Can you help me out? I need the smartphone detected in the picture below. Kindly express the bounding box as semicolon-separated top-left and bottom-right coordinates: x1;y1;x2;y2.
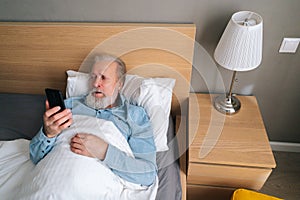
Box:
45;88;66;113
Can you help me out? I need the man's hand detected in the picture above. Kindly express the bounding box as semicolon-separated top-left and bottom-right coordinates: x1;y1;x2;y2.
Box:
43;100;73;138
70;133;108;160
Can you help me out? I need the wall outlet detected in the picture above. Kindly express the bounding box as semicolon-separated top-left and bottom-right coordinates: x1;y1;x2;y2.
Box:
279;38;300;53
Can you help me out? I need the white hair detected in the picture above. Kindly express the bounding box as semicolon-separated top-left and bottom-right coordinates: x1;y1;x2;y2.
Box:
94;53;126;86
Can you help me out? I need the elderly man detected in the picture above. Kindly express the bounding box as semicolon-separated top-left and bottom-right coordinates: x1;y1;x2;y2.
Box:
30;54;157;186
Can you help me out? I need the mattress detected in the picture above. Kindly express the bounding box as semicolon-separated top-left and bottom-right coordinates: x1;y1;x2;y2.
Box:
0;93;181;200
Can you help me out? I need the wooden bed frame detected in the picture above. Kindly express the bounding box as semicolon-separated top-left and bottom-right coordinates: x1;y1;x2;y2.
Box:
0;22;196;200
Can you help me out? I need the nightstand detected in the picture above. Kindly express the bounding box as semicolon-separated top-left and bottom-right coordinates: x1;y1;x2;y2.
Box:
187;93;276;200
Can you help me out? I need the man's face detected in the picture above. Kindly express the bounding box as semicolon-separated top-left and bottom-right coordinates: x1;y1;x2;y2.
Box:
85;60;120;109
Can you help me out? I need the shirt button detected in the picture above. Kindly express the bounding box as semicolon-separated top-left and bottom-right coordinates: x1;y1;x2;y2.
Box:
47;140;51;143
42;150;45;153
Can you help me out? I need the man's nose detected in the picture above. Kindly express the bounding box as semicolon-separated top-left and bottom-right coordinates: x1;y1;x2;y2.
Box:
93;76;103;88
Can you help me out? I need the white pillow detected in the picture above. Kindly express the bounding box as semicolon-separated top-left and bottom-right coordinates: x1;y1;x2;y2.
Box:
66;70;175;152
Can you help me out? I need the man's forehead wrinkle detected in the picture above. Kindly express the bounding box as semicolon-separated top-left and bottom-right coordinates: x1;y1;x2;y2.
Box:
91;66;107;77
92;61;117;75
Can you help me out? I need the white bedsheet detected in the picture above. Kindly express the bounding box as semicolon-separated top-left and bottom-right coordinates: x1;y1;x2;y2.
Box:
0;115;158;200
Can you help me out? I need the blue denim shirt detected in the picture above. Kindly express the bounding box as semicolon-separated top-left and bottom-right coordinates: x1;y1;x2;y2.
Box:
30;95;157;186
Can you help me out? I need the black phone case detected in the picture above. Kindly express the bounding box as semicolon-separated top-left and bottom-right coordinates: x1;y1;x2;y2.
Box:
45;88;66;112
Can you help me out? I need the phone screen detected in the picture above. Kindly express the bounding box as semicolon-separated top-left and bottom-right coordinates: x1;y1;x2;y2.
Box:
45;88;66;112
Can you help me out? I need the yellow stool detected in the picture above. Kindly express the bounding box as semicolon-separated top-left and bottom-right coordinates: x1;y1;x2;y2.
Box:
231;189;282;200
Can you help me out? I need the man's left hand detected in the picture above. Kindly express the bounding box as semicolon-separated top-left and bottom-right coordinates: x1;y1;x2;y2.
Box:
70;133;108;160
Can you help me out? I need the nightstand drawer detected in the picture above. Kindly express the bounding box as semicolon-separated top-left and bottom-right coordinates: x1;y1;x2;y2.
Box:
187;163;272;190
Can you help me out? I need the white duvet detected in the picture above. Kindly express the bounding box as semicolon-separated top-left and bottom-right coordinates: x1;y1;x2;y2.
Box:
0;115;158;200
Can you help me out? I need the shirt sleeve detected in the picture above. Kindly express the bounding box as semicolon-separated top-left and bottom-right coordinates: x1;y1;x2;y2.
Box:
30;127;57;164
29;98;73;164
102;106;157;186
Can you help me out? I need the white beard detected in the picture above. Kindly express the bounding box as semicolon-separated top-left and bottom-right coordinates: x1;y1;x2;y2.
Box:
85;89;119;110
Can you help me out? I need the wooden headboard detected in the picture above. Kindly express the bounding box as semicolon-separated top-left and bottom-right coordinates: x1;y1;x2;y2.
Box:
0;22;195;115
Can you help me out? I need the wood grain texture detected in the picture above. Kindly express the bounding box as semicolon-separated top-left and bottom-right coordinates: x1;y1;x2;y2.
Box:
0;22;196;116
188;94;276;168
187;163;272;190
187;93;276;193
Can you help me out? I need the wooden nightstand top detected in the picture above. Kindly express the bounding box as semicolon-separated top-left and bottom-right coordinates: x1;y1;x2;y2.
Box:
188;93;276;169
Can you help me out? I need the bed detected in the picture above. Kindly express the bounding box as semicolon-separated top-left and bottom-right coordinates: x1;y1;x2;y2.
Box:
0;22;195;200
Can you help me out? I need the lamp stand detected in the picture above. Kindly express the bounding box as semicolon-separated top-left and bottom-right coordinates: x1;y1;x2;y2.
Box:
214;71;241;114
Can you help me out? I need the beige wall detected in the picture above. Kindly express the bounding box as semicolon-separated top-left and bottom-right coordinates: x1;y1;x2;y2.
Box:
0;0;299;143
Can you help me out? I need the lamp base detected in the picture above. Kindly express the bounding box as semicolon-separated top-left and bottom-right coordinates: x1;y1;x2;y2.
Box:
214;95;241;114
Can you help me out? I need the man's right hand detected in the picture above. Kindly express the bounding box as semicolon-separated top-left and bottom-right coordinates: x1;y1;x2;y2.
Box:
43;100;73;138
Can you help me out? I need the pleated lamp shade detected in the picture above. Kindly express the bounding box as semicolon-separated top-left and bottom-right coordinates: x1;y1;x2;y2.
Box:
214;11;263;71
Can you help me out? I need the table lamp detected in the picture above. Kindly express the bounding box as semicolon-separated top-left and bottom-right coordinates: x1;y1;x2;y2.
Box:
214;11;263;114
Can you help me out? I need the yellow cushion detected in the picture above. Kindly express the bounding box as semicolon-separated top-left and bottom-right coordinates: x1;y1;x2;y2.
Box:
231;189;282;200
